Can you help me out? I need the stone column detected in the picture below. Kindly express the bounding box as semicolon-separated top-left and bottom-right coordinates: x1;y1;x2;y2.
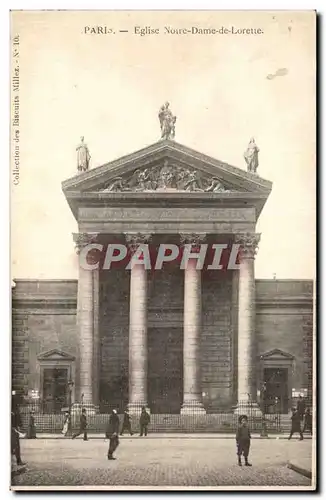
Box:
92;268;100;407
180;233;206;414
234;232;261;415
73;232;98;412
126;233;151;413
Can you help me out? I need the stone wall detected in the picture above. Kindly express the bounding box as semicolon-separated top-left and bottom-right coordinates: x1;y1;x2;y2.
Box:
12;280;77;395
256;280;313;396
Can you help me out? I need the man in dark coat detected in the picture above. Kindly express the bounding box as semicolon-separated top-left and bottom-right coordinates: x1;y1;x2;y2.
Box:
120;409;133;436
72;408;88;440
297;395;306;422
11;395;25;466
288;407;304;440
139;406;150;437
236;415;252;466
303;408;312;435
106;409;120;460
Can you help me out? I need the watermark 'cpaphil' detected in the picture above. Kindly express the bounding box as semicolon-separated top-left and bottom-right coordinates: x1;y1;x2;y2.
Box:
78;243;241;271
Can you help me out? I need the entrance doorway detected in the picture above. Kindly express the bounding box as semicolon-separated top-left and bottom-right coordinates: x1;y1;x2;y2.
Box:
42;368;68;413
148;328;183;413
263;368;289;414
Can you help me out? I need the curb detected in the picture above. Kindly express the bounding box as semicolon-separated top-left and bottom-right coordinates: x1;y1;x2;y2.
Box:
287;462;312;479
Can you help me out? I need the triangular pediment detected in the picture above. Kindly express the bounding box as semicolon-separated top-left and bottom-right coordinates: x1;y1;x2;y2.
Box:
260;348;294;360
62;140;272;195
37;349;75;361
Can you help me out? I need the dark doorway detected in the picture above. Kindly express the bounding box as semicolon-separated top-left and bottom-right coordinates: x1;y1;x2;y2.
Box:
148;328;183;413
263;368;289;414
42;368;68;413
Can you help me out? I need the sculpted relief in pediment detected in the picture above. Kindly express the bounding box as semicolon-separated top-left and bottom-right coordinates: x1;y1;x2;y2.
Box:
102;161;234;193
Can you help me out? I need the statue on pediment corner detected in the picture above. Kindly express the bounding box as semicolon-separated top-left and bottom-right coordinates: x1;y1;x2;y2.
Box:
244;137;259;174
159;102;177;140
76;136;91;173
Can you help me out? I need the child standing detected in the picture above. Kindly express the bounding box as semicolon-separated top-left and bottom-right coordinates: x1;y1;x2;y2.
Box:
236;415;252;467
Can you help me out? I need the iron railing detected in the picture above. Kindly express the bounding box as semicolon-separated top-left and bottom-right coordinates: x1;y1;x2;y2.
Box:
15;399;287;434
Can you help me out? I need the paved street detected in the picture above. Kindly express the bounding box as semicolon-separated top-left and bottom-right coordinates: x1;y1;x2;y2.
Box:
12;436;313;489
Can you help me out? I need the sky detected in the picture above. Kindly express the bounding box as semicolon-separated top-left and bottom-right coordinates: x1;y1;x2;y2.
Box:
11;10;316;280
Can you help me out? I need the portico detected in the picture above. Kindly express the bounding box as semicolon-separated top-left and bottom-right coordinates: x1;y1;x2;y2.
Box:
62;139;272;414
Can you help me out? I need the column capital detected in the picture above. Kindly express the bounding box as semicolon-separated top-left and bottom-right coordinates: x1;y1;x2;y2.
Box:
180;233;206;251
124;232;152;254
73;232;98;254
235;232;261;259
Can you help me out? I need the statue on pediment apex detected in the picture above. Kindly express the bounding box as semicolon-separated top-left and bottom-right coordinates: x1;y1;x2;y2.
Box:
76;136;91;173
244;137;259;174
159;102;176;140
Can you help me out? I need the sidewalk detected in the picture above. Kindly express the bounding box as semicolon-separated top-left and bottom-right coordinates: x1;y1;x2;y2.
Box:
30;432;313;440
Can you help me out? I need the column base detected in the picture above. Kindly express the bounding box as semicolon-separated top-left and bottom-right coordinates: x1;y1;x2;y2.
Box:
127;402;150;415
180;401;206;415
234;401;262;417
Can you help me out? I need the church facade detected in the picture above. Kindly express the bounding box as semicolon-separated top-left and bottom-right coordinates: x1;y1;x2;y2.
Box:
11;139;314;416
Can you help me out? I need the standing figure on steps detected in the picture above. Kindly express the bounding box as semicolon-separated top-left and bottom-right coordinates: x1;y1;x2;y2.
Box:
120;409;133;436
303;408;312;435
244;137;259;174
236;415;252;466
139;407;150;436
76;136;91;172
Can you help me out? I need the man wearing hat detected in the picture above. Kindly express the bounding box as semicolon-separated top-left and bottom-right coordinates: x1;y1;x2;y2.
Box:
236;415;252;466
106;409;120;460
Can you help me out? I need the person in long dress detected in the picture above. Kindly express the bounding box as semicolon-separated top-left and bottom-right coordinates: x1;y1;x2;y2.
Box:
61;412;70;436
27;410;37;439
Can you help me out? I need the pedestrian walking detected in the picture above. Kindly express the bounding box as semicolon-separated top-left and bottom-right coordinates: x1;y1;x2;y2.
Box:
72;408;88;440
106;409;120;460
297;395;306;422
236;415;252;466
139;406;150;436
303;408;312;435
26;410;37;439
288;407;304;440
11;394;26;467
62;411;71;436
120;409;133;436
